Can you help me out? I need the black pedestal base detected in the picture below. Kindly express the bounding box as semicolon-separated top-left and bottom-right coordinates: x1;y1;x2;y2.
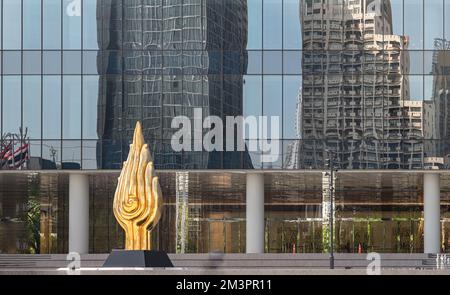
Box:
102;250;174;268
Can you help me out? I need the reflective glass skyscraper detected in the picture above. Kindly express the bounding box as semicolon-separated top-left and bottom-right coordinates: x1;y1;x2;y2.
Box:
0;1;450;255
97;0;251;169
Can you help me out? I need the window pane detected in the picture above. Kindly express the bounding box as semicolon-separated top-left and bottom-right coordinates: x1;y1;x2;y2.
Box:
83;76;100;139
408;51;424;75
43;76;61;139
424;75;434;101
3;0;22;50
391;0;404;36
283;51;302;74
283;75;301;139
43;51;62;74
283;0;302;49
263;75;282;137
124;0;142;50
247;51;262;74
244;75;262;119
23;76;42;139
446;0;450;40
3;51;22;75
3;76;21;134
63;76;82;139
143;50;163;75
143;0;162;50
63;51;82;74
263;51;282;74
248;0;262;49
408;75;424;101
42;140;61;168
82;140;98;169
62;140;81;169
63;0;82;49
263;0;282;49
99;0;122;50
404;0;423;50
43;0;62;49
23;51;42;75
425;0;443;50
83;0;99;50
23;0;42;49
83;51;100;74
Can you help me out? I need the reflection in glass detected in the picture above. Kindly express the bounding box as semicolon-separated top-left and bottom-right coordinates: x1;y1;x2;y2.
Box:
83;51;99;74
263;0;282;49
390;0;403;36
263;51;282;74
62;140;81;169
63;0;82;49
283;51;302;75
23;76;42;139
43;51;62;74
424;75;434;101
23;0;42;50
43;0;62;49
248;0;262;49
63;51;82;74
404;0;423;50
3;51;22;75
283;75;302;139
63;76;82;139
283;0;302;49
83;76;100;139
83;0;99;50
23;51;42;75
42;140;61;168
243;75;263;119
247;51;262;74
408;51;424;75
143;0;162;50
424;0;443;50
446;0;450;40
43;76;61;139
82;140;98;169
263;76;282;137
408;75;424;101
3;0;22;49
2;76;22;135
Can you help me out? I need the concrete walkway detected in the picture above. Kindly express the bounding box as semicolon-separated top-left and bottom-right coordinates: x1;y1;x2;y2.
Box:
1;268;450;275
1;253;449;275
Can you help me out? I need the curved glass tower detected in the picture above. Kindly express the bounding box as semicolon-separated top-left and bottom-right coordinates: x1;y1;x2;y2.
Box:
97;0;251;169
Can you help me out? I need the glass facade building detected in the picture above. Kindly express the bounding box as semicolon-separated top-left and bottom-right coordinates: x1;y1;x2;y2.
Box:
0;0;449;254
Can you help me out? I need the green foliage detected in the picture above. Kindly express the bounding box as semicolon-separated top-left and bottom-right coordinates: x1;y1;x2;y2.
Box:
24;196;40;254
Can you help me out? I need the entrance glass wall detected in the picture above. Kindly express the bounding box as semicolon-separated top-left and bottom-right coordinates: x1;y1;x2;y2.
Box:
0;172;448;254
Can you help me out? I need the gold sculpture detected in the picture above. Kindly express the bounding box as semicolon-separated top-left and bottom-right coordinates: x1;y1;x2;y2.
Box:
113;122;163;250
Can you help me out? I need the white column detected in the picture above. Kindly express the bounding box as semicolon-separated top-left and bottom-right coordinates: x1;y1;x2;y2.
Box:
69;174;90;254
423;173;441;254
246;173;265;253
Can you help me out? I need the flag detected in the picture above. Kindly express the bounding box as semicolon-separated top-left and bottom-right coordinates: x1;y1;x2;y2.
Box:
0;143;12;168
5;143;29;169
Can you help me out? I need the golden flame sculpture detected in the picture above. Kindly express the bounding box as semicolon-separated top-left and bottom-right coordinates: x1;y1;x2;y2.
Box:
113;122;163;250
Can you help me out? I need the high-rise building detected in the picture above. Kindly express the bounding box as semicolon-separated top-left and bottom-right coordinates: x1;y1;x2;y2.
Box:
429;38;450;168
0;0;448;256
300;0;428;169
283;88;302;169
97;0;250;169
